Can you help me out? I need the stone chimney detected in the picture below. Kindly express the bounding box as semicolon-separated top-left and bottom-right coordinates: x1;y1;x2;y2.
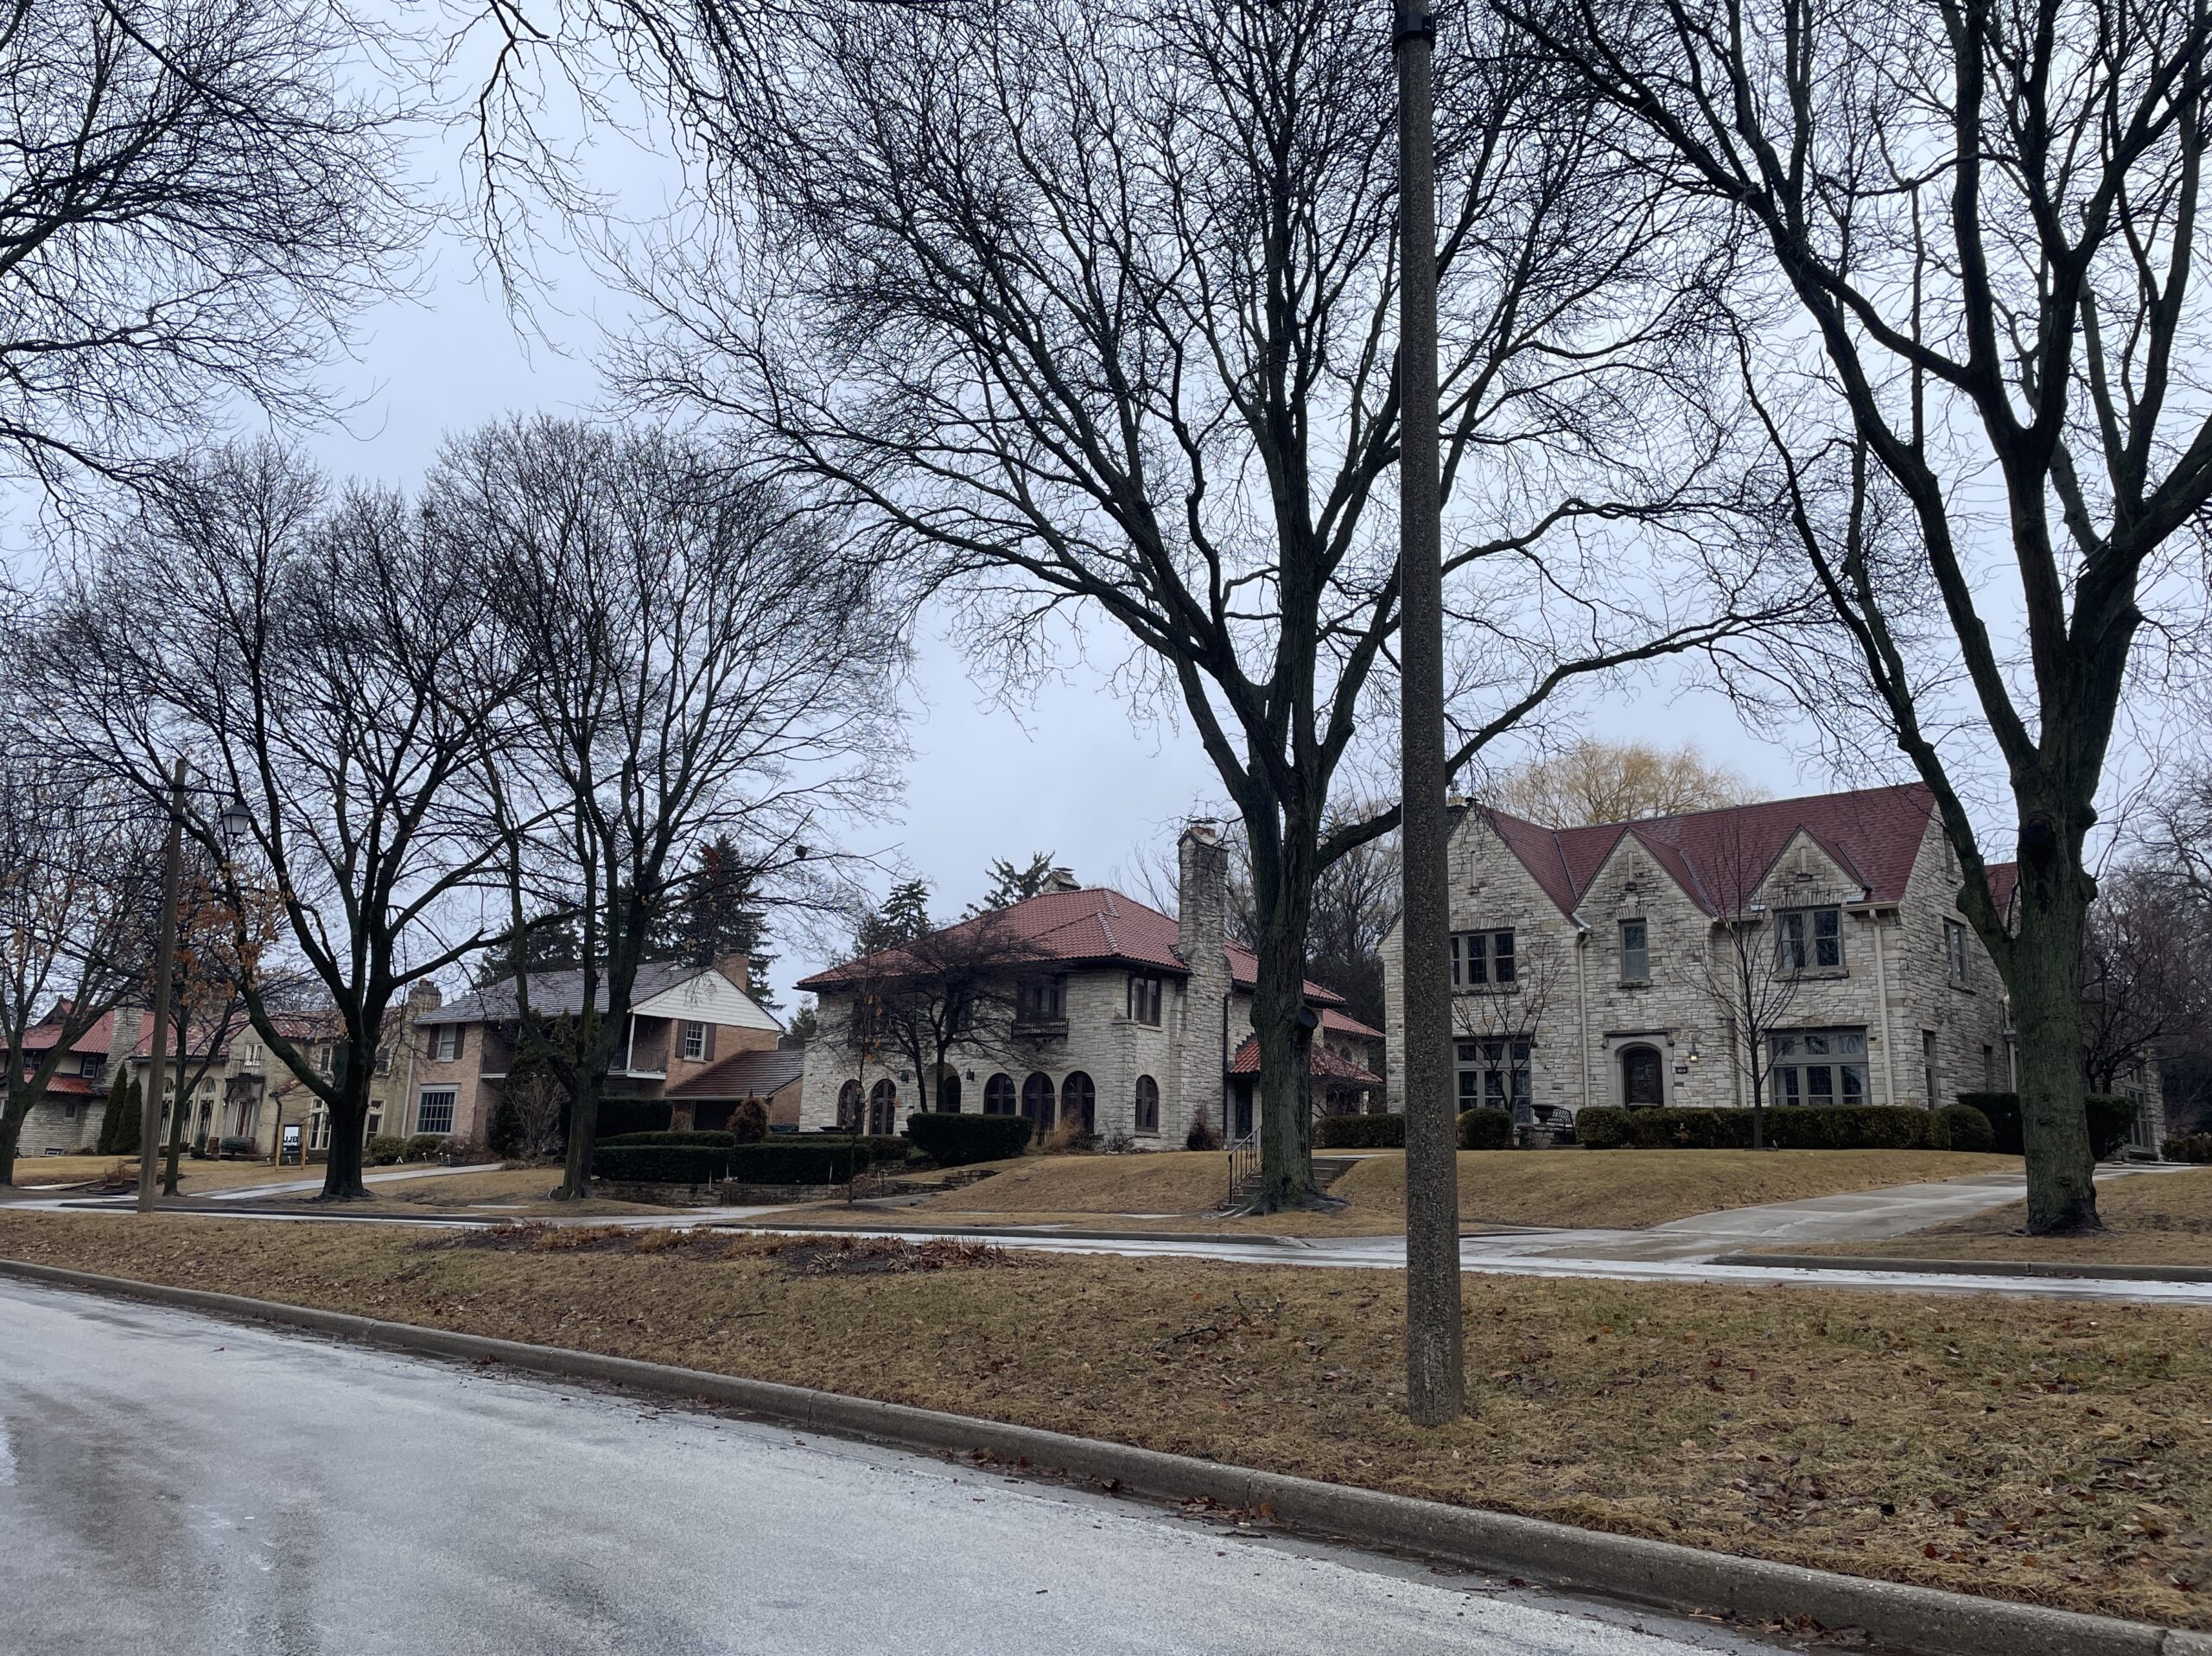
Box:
1042;867;1082;894
1176;821;1232;1142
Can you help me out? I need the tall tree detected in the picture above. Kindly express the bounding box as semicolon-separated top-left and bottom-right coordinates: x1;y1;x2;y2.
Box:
1508;0;2212;1231
655;833;778;1004
592;0;1782;1209
967;854;1057;916
0;0;414;500
442;417;903;1201
1487;739;1762;826
35;443;518;1199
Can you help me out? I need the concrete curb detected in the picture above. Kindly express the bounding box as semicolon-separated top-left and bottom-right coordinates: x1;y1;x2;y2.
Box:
1;1258;2203;1656
1720;1252;2212;1286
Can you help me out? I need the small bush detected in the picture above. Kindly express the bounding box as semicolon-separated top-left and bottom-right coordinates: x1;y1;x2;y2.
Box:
904;1112;1033;1167
1572;1105;1630;1150
2164;1132;2212;1164
1956;1092;2023;1155
724;1138;874;1185
367;1134;406;1166
401;1133;448;1163
1456;1108;1513;1150
1038;1115;1095;1155
601;1131;739;1149
218;1135;257;1159
1185;1116;1222;1151
1933;1103;1995;1153
594;1143;733;1185
1316;1112;1405;1149
731;1099;769;1144
2086;1093;2139;1159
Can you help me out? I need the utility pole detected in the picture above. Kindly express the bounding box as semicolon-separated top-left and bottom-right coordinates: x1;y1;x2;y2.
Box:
137;756;187;1214
1395;0;1465;1424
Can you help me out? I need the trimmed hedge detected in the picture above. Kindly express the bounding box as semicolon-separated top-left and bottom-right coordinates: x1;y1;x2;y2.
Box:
596;1099;672;1139
727;1139;875;1184
594;1143;732;1185
1933;1103;1995;1154
2164;1132;2212;1164
1575;1104;1948;1151
1956;1090;2141;1159
904;1112;1033;1166
1457;1108;1513;1150
601;1131;739;1149
1316;1112;1405;1149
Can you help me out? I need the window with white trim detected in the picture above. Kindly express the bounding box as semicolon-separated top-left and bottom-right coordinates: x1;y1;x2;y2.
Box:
1770;1028;1866;1104
1450;929;1516;988
683;1020;707;1060
415;1087;456;1137
1777;908;1843;971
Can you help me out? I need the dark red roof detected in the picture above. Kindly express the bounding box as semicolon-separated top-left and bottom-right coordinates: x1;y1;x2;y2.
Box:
1985;861;2019;922
1320;1007;1382;1040
668;1048;804;1099
1474;783;1941;917
1227;1035;1382;1086
798;885;1345;1005
18;1009;118;1056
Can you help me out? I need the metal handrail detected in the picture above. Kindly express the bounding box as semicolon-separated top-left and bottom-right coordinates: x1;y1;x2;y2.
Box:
1225;1130;1259;1202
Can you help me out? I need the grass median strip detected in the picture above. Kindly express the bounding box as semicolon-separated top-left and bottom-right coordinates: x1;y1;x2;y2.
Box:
1;1208;2204;1630
1779;1169;2212;1271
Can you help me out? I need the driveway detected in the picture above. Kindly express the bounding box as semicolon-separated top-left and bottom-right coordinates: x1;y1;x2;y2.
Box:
0;1279;1768;1656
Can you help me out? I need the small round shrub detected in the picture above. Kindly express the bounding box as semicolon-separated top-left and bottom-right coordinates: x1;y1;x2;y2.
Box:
401;1132;448;1162
1934;1103;1994;1153
2163;1132;2212;1164
1456;1107;1513;1150
732;1098;769;1143
367;1134;406;1166
1185;1116;1222;1151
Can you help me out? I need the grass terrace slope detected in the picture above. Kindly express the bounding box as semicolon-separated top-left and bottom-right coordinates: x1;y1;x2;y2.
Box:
0;1210;2202;1628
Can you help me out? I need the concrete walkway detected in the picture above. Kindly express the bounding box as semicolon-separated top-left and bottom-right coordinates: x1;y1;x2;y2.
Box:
203;1161;505;1201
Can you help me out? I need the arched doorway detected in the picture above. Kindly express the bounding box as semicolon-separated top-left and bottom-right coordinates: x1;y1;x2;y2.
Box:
936;1071;963;1113
868;1078;899;1135
836;1080;863;1131
1619;1045;1664;1107
1020;1071;1056;1131
1060;1071;1096;1134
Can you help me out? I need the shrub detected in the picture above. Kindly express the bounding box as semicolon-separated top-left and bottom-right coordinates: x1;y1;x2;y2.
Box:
2164;1132;2212;1164
904;1111;1033;1167
595;1099;672;1140
1956;1092;2023;1155
96;1070;142;1156
1933;1103;1995;1153
218;1135;257;1159
724;1138;874;1185
487;1092;523;1160
1185;1116;1222;1151
731;1099;769;1144
2085;1094;2139;1159
594;1143;733;1185
1456;1108;1513;1150
601;1131;739;1149
367;1134;406;1165
401;1133;448;1162
1764;1105;1931;1150
1572;1106;1630;1150
1316;1112;1405;1149
1038;1115;1095;1155
1572;1104;1940;1150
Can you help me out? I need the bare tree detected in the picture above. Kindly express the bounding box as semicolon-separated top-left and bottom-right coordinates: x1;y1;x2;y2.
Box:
0;0;416;500
1688;820;1807;1150
34;443;518;1199
437;417;905;1200
2081;863;2208;1095
582;0;1785;1207
1507;0;2212;1231
839;914;1049;1117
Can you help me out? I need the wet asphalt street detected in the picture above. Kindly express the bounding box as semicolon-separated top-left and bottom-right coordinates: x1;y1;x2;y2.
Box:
0;1278;1777;1656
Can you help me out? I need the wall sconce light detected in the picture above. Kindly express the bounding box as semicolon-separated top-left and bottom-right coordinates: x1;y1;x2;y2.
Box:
1686;1033;1702;1064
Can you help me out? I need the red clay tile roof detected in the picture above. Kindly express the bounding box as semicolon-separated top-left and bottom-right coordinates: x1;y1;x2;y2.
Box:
797;886;1346;1005
668;1048;804;1099
1227;1035;1382;1087
1319;1007;1382;1041
1473;782;1942;918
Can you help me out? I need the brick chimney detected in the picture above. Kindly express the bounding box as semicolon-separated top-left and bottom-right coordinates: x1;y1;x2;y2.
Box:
1176;821;1232;1142
714;952;753;991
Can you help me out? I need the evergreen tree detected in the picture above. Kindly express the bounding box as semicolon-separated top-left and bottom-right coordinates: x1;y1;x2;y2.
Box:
474;913;587;986
98;1073;142;1157
966;852;1056;915
652;836;779;1007
855;879;932;954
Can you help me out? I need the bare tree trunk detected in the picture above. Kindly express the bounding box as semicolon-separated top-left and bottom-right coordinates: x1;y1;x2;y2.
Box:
2013;852;2100;1231
319;1048;372;1201
0;1110;22;1186
561;1069;601;1201
1249;911;1318;1209
1396;0;1464;1428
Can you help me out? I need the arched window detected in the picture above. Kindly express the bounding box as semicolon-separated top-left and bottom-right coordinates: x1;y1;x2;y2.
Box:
1020;1072;1056;1128
937;1073;963;1113
836;1079;863;1131
1133;1075;1160;1136
1060;1071;1096;1134
983;1073;1017;1116
868;1078;899;1136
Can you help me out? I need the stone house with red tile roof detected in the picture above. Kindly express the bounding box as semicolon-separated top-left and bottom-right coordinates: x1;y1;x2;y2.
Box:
795;825;1383;1144
1383;783;2018;1136
12;1005;140;1156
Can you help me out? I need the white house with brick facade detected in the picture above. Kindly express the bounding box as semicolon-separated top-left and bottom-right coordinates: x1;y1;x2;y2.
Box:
795;825;1382;1144
1382;784;2018;1134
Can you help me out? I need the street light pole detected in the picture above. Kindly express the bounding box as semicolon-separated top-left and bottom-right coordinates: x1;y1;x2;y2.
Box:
1395;0;1465;1424
137;756;187;1214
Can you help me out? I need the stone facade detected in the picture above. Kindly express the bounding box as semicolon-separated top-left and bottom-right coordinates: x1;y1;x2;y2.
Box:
1383;789;2014;1127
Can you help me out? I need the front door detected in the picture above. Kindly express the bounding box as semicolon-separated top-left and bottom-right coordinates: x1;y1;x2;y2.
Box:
1232;1079;1255;1138
1621;1046;1664;1106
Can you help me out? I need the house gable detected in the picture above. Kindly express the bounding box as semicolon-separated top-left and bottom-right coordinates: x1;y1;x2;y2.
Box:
634;967;782;1034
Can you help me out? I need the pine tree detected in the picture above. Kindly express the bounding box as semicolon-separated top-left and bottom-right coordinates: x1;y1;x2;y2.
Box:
856;879;932;954
967;852;1057;915
99;1073;143;1158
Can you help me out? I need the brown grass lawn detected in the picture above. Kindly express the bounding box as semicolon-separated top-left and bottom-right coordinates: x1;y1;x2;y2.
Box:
867;1149;2021;1235
0;1208;2204;1628
242;1166;684;1219
1784;1169;2212;1269
3;1155;329;1195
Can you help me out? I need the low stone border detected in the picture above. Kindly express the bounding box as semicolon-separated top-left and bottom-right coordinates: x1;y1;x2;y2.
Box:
0;1258;2203;1656
1720;1252;2212;1285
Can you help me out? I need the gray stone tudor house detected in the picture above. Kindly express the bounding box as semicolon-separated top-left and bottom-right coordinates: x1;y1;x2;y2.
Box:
795;825;1383;1143
1382;783;2022;1133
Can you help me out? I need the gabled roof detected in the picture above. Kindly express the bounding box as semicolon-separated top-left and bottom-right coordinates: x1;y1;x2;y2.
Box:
1471;782;1945;919
797;886;1347;1005
1227;1035;1382;1087
1320;1007;1383;1041
422;962;736;1026
18;1008;118;1057
667;1047;805;1100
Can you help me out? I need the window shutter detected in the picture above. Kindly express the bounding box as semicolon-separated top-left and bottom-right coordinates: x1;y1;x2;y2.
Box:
455;1025;466;1060
704;1023;717;1061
